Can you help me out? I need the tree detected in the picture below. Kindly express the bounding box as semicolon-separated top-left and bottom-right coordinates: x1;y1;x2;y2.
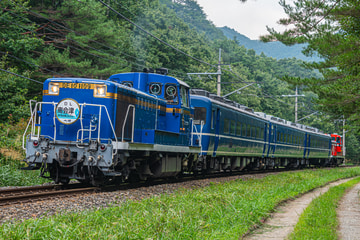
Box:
261;0;360;132
0;58;32;122
0;0;44;123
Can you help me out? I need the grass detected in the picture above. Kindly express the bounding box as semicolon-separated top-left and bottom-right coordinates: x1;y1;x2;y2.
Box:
0;154;50;186
289;176;360;240
0;119;50;187
1;167;360;239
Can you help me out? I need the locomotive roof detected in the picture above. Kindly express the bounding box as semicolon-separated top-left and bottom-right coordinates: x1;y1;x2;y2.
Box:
108;72;190;88
190;88;330;137
45;77;164;101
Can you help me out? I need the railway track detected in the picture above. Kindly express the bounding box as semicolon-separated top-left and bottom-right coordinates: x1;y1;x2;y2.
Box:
0;184;99;207
0;165;348;207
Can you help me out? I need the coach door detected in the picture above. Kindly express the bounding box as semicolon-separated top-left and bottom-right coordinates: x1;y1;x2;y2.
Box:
303;133;311;159
271;125;277;157
266;124;276;158
212;108;220;157
262;123;268;157
265;123;272;158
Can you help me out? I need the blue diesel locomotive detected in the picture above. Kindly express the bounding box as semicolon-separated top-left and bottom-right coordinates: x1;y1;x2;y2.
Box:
23;69;200;185
22;70;343;185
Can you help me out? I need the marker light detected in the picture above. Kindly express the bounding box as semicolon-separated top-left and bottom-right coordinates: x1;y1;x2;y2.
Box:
33;140;39;147
100;144;106;151
94;85;106;97
49;83;59;95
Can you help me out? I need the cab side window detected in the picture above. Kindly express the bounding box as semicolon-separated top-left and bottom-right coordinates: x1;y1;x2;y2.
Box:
180;86;189;108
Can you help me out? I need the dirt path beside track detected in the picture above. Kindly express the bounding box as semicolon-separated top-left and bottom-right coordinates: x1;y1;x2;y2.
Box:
243;178;352;240
337;182;360;239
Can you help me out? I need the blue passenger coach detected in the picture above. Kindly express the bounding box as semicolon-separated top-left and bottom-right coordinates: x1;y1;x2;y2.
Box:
190;89;332;171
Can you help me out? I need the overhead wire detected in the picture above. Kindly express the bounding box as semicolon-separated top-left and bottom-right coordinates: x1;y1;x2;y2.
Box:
10;2;145;64
111;0;137;18
12;2;192;78
2;11;128;68
3;1;316;116
0;68;43;84
2;6;189;82
96;0;218;69
0;51;65;77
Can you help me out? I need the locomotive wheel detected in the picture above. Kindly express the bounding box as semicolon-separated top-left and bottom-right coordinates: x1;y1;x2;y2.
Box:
91;177;105;187
60;178;70;185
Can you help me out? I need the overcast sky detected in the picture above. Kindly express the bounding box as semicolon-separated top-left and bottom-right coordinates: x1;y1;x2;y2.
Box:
195;0;289;40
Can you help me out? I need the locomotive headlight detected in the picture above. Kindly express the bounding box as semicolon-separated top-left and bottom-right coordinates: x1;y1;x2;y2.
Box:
49;83;59;95
94;85;106;97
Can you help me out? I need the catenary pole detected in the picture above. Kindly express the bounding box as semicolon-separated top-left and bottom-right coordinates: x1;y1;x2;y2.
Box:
217;48;222;96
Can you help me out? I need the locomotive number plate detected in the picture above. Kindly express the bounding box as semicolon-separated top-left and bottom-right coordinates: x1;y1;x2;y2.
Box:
60;83;92;89
55;98;81;125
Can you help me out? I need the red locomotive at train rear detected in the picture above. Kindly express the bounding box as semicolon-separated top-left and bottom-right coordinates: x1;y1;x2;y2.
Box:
331;134;343;157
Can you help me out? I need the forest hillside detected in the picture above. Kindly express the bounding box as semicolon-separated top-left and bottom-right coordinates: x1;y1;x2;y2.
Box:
1;0;358;160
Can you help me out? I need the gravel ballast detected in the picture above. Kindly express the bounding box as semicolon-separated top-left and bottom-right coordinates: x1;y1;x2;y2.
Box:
0;173;270;224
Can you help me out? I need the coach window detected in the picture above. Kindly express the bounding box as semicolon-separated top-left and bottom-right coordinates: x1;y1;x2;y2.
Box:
224;119;230;134
236;122;241;136
165;84;178;104
211;110;215;129
230;120;236;135
180;86;189;108
251;126;255;138
242;123;246;136
194;107;206;125
246;124;251;137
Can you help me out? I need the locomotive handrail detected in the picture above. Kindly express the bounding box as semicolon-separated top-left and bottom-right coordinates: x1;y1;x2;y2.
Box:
122;104;136;142
190;118;203;151
155;100;158;130
76;103;118;156
22;100;40;150
23;101;119;156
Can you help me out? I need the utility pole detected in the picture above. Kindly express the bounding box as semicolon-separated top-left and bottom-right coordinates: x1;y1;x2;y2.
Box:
281;86;304;123
295;86;298;123
187;48;223;95
217;48;222;96
343;118;346;159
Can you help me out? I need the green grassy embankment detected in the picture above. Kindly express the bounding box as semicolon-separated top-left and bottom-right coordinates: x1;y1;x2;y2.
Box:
0;120;49;186
0;167;359;239
289;176;360;240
